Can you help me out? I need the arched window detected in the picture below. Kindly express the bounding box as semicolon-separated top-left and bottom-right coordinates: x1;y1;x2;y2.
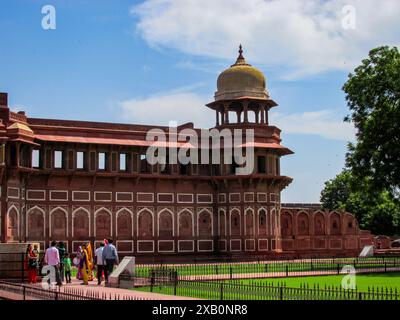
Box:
159;211;173;237
297;212;309;236
95;209;111;238
51;208;67;238
281;212;293;236
73;209;89;238
258;209;267;235
179;210;192;237
7;207;19;240
138;209;153;238
27;208;44;238
245;210;254;236
198;210;212;237
117;210;132;237
230;209;241;236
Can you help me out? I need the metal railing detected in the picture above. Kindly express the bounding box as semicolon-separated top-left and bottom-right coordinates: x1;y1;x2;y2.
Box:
135;256;400;281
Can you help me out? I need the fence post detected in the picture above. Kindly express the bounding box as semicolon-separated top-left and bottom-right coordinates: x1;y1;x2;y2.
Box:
55;291;59;301
230;267;233;280
359;292;362;300
285;265;288;277
23;285;26;300
279;286;283;300
220;283;223;300
337;264;340;275
385;262;387;273
150;271;155;292
173;272;178;296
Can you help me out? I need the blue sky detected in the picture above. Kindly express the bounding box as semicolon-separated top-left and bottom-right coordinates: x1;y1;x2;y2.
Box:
1;0;399;202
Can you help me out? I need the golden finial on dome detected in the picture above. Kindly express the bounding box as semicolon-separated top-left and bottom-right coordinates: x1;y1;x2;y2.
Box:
232;44;249;66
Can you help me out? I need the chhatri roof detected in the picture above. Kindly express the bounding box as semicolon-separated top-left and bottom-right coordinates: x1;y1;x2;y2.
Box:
215;45;269;102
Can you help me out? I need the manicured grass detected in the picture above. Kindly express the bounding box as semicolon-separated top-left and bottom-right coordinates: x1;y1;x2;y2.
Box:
134;272;400;300
235;272;400;291
135;257;399;277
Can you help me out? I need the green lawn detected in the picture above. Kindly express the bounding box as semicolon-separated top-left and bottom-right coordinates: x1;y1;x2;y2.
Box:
135;257;399;277
236;272;400;291
134;272;400;300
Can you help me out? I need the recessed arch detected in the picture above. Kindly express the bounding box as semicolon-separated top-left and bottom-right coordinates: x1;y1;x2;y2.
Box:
72;207;91;237
116;207;133;237
314;211;326;235
297;211;310;236
329;211;341;235
178;208;194;237
244;208;255;236
197;208;213;237
257;207;268;236
158;208;174;237
94;207;112;238
280;210;293;237
49;206;68;238
229;208;241;236
26;206;45;238
218;208;227;236
7;205;19;240
137;208;154;238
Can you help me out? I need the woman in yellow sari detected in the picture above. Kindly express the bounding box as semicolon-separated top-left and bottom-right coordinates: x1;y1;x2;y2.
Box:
80;244;92;285
86;243;94;281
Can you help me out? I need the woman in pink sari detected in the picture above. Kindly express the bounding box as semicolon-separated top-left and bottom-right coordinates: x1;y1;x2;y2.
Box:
75;246;83;280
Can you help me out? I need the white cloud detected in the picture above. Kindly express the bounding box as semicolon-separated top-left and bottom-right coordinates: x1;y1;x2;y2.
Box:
118;92;213;128
118;90;354;141
132;0;400;77
270;109;355;141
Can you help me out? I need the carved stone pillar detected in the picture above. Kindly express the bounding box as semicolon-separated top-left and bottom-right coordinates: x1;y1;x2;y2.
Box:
224;103;229;124
0;143;5;165
243;101;249;123
261;105;265;124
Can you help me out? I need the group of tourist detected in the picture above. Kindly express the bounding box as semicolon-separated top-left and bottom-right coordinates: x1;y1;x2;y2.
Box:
25;239;119;286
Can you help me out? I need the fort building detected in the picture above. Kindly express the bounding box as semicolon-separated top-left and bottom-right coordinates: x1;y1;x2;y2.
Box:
0;47;372;261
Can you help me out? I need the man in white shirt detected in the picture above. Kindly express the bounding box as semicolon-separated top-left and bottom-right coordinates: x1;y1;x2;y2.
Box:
44;240;62;286
95;243;105;285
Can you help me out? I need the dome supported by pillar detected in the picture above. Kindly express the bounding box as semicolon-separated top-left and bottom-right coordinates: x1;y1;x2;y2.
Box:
206;45;278;127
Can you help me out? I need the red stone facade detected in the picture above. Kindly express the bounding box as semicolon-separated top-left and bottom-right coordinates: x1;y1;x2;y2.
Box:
0;50;373;260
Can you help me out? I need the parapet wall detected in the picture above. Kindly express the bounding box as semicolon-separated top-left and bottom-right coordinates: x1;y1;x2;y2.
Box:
280;208;373;257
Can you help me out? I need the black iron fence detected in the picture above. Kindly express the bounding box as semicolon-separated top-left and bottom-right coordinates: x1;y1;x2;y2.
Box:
135;256;400;280
141;278;400;300
0;280;102;300
0;280;147;300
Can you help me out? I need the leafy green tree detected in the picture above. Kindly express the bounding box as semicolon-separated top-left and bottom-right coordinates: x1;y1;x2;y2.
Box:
320;171;352;211
321;46;400;235
343;46;400;195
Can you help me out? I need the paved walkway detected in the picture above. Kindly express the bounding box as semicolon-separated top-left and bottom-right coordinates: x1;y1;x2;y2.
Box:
0;279;197;300
57;278;197;300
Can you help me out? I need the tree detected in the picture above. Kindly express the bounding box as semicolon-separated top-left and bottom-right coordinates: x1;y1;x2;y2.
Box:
320;171;352;211
343;46;400;195
320;171;400;235
321;46;400;235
